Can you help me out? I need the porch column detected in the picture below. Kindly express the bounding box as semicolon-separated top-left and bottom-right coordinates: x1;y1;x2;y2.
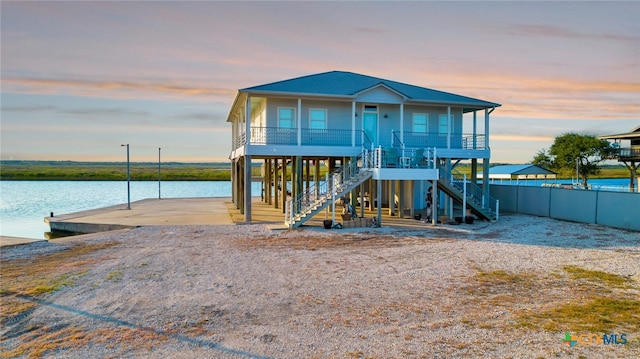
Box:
231;159;237;206
273;158;279;209
400;103;404;144
389;180;396;216
431;179;437;225
264;159;270;204
238;159;244;213
483;108;492;201
305;158;310;195
387;180;396;216
398;180;405;218
370;178;376;212
377;179;382;226
295;156;303;211
447;106;451;149
297;98;302;146
315;159;321;200
352;101;356;147
281;157;287;213
473;111;478;149
484;108;491;150
471;159;478;186
245;96;251;146
244;155;252;222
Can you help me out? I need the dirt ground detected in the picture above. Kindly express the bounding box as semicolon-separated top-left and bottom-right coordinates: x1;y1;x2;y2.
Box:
1;213;639;358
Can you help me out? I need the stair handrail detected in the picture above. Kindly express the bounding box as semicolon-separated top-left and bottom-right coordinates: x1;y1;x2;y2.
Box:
285;149;373;227
361;130;374;152
391;130;407;159
438;164;499;217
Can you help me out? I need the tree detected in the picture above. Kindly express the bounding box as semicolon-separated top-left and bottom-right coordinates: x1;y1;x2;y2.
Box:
533;133;614;189
532;148;553;170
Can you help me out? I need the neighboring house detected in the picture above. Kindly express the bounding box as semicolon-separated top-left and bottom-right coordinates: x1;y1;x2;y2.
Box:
479;164;557;183
600;125;640;192
227;71;501;227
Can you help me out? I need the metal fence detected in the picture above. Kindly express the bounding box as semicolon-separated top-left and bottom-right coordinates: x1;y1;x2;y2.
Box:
490;184;640;231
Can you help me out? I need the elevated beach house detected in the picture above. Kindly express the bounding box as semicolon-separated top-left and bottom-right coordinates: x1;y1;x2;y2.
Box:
227;71;501;227
600;125;640;192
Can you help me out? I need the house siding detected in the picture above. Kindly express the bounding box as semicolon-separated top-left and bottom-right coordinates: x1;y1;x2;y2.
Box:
355;86;404;104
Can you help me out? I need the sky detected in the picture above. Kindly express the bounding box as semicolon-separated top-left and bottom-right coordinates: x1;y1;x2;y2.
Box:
1;1;639;164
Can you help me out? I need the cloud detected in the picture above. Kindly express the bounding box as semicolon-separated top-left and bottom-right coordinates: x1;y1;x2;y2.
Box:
1;77;236;101
508;24;640;42
491;134;555;142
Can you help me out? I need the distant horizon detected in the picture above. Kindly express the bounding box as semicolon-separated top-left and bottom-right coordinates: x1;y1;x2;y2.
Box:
1;158;630;167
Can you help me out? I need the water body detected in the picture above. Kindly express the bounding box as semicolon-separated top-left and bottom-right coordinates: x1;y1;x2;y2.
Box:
0;181;262;239
489;177;635;191
0;179;633;240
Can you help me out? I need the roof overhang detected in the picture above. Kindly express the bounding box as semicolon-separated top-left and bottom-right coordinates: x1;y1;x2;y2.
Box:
599;125;640;140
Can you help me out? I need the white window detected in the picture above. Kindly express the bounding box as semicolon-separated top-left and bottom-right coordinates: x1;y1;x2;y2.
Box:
438;114;454;135
413;113;428;133
309;108;327;129
278;107;295;128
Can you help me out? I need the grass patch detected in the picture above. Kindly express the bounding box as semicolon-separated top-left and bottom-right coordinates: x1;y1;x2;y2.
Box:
0;325;170;358
106;269;124;282
464;269;538;298
563;265;632;288
25;273;78;296
518;297;640;333
474;269;536;286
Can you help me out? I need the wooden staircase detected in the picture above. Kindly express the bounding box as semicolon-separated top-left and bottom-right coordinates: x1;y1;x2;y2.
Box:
437;165;498;221
285;156;372;228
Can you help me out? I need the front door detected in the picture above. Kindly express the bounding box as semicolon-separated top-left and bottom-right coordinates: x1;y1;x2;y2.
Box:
363;105;378;147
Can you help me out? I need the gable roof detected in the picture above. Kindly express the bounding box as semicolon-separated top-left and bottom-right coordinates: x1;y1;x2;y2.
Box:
478;164;557;179
240;71;500;111
487;164;556;176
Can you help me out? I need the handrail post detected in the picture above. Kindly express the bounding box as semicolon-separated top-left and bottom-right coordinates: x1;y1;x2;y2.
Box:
433;147;437;169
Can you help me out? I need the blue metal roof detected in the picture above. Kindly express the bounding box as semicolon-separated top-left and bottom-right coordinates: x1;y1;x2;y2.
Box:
485;164;556;176
241;71;500;109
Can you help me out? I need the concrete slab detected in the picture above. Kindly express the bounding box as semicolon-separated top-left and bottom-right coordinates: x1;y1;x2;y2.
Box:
41;196;461;238
46;197;235;234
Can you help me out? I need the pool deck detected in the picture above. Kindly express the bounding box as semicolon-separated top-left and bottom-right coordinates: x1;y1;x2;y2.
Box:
1;197;433;247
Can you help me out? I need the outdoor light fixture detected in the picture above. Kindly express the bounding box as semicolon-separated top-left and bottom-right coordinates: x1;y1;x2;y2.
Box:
384;114;389;118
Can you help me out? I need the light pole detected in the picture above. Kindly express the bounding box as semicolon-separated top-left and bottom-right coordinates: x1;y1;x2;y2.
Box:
158;147;161;199
121;144;130;209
